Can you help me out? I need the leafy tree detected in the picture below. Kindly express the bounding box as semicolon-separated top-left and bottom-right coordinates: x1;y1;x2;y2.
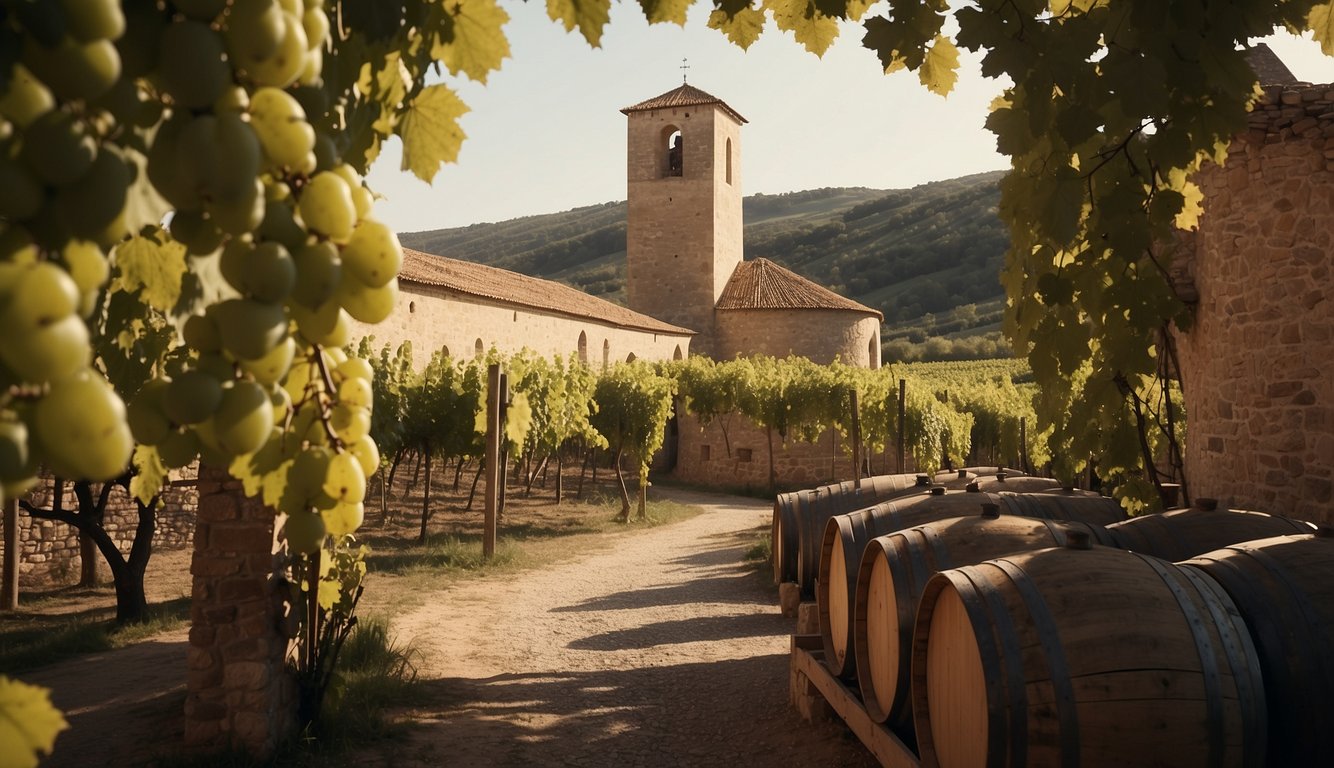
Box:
590;362;675;521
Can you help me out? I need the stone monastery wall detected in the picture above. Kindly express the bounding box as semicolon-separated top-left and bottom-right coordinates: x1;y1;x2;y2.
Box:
350;280;691;368
1175;83;1334;524
716;310;881;368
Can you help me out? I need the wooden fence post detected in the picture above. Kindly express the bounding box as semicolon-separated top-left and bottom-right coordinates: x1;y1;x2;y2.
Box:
896;378;906;474
850;388;862;488
483;364;501;559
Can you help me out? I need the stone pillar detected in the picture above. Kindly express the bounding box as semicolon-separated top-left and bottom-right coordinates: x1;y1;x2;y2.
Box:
185;465;295;756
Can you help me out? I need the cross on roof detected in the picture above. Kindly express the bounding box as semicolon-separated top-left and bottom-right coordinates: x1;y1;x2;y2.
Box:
680;57;689;84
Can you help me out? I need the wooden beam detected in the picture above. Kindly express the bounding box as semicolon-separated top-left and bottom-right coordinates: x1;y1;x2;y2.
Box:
483;364;501;558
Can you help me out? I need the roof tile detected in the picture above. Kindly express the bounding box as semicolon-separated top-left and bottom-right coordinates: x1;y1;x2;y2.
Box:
621;84;747;124
716;258;882;319
399;248;694;336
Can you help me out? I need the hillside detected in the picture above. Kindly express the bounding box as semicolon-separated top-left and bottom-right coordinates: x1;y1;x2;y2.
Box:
399;171;1011;359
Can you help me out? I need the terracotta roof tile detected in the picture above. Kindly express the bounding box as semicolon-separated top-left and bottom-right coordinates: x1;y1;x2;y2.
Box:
621;84;747;124
716;258;882;319
399;248;694;336
1245;43;1298;86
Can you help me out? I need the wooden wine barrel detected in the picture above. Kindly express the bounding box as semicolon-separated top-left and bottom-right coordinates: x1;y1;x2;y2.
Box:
818;488;994;677
992;489;1129;526
819;491;1128;683
851;511;1117;728
771;488;816;584
966;471;1064;494
1182;531;1334;767
912;542;1266;768
1105;503;1315;562
784;471;975;594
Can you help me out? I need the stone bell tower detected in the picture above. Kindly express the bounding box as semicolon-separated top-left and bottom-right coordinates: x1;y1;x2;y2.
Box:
621;82;746;358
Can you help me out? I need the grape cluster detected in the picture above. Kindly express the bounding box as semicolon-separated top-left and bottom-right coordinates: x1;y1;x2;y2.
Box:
0;0;402;553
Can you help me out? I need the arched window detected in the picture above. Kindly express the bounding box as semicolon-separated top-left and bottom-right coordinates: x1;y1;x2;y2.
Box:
602;339;610;370
441;345;450;358
673;345;683;361
725;138;733;185
474;338;484;358
626;353;637;363
663;126;683;178
577;331;588;364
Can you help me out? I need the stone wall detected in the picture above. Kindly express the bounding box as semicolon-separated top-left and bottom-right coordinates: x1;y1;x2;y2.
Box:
350;280;691;369
1174;83;1334;523
17;468;198;586
672;412;911;492
715;310;881;367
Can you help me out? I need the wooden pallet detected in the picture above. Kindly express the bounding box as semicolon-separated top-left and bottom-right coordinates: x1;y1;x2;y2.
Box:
789;634;921;768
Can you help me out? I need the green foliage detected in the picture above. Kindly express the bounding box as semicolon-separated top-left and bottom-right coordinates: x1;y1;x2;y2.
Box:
0;675;67;768
589;361;675;519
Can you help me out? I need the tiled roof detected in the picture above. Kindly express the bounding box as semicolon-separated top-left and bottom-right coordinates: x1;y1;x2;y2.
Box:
621;84;747;124
1245;43;1298;86
399;248;694;336
716;258;882;319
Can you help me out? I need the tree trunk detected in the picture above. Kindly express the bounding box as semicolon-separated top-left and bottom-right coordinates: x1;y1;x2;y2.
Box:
636;465;647;521
576;448;590;500
453;456;467;490
387;448;406;497
554;452;564;505
417;446;433;544
377;466;388;524
766;427;777;497
113;497;158;624
466;456;485;510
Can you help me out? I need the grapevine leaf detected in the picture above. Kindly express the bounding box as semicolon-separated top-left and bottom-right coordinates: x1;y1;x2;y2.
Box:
111;233;187;313
398;84;470;183
432;0;511;84
546;0;612;46
1310;2;1334;55
118;145;171;236
708;6;766;48
919;35;959;96
638;0;691;25
765;0;840;57
131;446;168;505
0;675;68;768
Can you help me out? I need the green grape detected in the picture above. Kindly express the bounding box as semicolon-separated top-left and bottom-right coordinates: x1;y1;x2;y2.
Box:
298;171;354;243
283;509;325;553
0;420;30;484
158;20;230;110
338;377;372;410
158;427;200;469
258;199;308;251
290;241;340;308
312;133;337;172
173;0;228;22
194;351;236;382
0;315;89;384
213;85;249;114
116;0;167;78
347;435;378;477
245;11;307;89
321;451;365;503
0;64;54;128
342;219;402;288
297;45;322;87
335;356;373;383
182;313;222;353
213;380;274;455
146;114;200;210
2;260;78;323
300;7;328;49
12;0;66;47
283;358;315;402
126;379;172;445
34;370;133;481
330;403;370;444
93;76;145;127
20;110;95;187
321;500;362;537
163;370;223;425
59;0;126;42
239;336;295;385
225;0;285;66
169;209;225;256
205;178;265;236
249;87;314;170
59;240;108;317
204;114;263;206
55;146;131;239
336;275;398;324
22;36;120;102
290;444;330;495
0;156;43;220
211;297;288;361
323;346;347;367
290;300;348;347
268;383;292;424
278;0;301;14
192;418;231;467
218;239;252;292
245;242;297;302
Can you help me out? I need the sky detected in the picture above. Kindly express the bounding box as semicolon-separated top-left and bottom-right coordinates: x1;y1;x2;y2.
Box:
364;3;1334;234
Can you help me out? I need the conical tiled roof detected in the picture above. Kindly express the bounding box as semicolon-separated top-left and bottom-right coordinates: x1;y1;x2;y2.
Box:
1245;43;1298;86
399;248;693;335
621;83;747;124
716;258;882;319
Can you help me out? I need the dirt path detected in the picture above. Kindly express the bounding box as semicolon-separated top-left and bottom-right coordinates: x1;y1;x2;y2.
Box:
367;487;875;767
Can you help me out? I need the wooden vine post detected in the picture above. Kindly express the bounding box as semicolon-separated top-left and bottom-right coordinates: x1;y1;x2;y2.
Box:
2;497;17;610
483;363;505;559
850;388;862;489
896;378;906;474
